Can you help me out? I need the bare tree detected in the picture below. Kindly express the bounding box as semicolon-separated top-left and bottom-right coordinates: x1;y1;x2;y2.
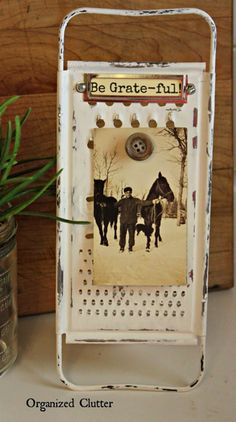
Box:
140;189;148;200
94;148;102;178
111;179;126;199
94;146;120;195
103;149;120;194
163;127;187;226
113;184;121;199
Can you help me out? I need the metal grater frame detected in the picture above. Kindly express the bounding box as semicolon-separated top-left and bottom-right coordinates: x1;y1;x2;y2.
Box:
56;7;216;391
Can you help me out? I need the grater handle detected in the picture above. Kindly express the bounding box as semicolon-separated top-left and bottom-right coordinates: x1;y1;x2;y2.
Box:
58;7;216;75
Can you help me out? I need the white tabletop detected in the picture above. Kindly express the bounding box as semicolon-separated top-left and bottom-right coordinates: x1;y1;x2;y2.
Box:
0;287;236;422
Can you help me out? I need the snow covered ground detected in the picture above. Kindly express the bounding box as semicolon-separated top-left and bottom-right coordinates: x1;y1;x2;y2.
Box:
94;218;187;286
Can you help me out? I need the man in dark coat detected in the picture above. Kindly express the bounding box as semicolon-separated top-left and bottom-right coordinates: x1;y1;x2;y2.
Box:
116;187;156;252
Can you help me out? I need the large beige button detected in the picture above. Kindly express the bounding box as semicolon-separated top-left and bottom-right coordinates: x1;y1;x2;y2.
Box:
125;133;153;161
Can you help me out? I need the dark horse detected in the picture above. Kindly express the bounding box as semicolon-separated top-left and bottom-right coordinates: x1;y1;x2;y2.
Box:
141;172;174;251
94;179;118;246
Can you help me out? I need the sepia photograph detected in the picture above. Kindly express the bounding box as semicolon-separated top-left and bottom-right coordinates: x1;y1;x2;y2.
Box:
93;127;187;286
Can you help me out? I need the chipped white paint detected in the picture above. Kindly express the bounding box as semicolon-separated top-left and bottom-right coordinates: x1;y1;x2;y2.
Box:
56;8;216;391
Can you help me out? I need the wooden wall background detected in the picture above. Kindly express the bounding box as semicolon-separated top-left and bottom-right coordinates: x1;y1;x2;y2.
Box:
0;0;233;316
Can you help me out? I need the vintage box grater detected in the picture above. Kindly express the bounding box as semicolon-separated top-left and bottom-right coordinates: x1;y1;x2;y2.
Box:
56;7;216;391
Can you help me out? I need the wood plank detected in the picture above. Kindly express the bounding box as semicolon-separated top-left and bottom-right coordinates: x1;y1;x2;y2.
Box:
17;205;56;316
214;79;233;170
211;168;233;215
210;168;233;290
0;0;231;30
0;15;231;95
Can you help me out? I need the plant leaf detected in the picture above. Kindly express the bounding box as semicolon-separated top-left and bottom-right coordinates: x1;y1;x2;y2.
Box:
0;175;46;186
20;107;31;126
1;156;54;172
12;107;31;138
0;157;56;207
0;96;19;115
18;211;90;224
0;106;7;118
8;164;52;179
1;116;21;182
1;159;18;170
0;169;62;220
0;185;56;201
3;186;39;198
0;120;12;171
14;156;55;166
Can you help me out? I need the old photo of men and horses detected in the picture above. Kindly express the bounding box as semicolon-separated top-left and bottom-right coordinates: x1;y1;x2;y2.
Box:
93;127;187;286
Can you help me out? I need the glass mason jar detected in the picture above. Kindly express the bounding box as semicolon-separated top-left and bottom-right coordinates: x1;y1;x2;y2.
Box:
0;217;17;376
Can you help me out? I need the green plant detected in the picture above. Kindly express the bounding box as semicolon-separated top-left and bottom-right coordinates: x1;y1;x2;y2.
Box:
0;96;87;224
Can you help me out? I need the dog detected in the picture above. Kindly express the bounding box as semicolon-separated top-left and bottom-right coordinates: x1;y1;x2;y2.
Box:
136;223;154;237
